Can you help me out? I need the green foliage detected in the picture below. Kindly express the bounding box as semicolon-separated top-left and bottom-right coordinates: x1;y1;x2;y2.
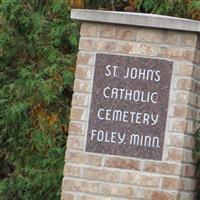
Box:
85;0;129;11
86;0;200;20
0;0;79;199
136;0;191;18
85;0;108;9
194;125;200;199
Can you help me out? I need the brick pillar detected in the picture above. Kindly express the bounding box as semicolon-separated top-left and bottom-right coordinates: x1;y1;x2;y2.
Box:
61;9;200;200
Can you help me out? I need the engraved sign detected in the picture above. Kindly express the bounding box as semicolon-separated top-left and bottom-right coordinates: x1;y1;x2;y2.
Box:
86;54;172;160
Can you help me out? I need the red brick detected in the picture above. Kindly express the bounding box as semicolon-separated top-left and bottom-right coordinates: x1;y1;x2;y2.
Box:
181;164;196;177
138;29;178;45
79;38;98;51
174;92;189;104
62;178;99;194
176;63;193;76
75;66;92;80
180;178;197;191
68;122;85;135
70;107;87;121
143;161;181;175
173;106;188;118
104;157;140;170
178;33;197;47
115;26;137;40
82;167;120;182
151;191;178;200
80;23;98;37
162;177;180;189
61;192;75;200
65;151;102;166
158;47;194;61
172;120;187;132
72;93;89;107
78;194;104;200
99;24;116;38
99;183;135;198
167;148;183;161
168;134;184;147
74;79;91;93
67;135;84;150
98;40;117;52
64;164;81;177
131;43;155;56
117;42;133;54
77;52;95;66
176;78;193;90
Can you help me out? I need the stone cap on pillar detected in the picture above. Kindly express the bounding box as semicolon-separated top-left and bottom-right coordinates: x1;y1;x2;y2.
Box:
71;9;200;33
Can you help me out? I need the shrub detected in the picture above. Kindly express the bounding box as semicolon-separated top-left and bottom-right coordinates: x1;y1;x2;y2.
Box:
85;0;200;20
0;0;79;199
194;126;200;199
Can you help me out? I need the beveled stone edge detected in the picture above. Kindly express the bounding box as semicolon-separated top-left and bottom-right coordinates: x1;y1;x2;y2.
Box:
71;9;200;33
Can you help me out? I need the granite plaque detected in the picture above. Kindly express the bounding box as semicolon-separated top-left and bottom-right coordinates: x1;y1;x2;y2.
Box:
86;54;172;160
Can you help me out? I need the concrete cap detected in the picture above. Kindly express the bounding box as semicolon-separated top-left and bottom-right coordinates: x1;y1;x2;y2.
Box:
71;9;200;33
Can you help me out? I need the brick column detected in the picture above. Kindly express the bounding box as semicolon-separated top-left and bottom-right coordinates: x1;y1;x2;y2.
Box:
61;9;200;200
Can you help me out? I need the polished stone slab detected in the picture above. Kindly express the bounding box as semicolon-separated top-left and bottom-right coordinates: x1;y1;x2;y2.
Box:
86;54;172;160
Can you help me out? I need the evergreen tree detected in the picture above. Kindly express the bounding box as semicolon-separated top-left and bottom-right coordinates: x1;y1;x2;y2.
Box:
85;0;200;20
0;0;79;199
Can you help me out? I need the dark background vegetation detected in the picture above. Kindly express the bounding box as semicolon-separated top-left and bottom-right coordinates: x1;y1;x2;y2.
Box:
0;0;200;199
73;0;200;20
0;0;79;199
